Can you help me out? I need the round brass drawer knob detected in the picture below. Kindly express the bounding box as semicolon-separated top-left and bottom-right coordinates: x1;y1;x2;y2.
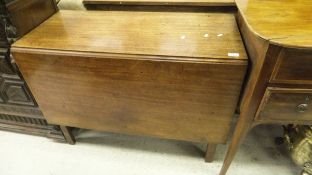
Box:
296;104;308;113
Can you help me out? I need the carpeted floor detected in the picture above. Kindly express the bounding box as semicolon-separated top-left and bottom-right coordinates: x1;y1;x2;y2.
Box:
0;125;301;175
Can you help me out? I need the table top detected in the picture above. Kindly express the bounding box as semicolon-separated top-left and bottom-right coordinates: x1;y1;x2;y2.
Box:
12;10;247;62
236;0;312;48
83;0;235;6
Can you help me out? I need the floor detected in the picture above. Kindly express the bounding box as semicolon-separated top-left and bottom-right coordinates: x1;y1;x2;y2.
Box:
0;125;301;175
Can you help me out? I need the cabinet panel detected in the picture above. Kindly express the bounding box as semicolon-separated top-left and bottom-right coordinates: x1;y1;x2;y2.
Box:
256;88;312;122
271;48;312;84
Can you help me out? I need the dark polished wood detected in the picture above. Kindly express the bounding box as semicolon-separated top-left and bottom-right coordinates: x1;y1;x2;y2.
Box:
220;0;312;174
0;121;65;141
6;0;58;40
270;49;312;84
256;88;312;122
0;0;67;143
84;4;237;12
83;0;235;6
12;10;247;160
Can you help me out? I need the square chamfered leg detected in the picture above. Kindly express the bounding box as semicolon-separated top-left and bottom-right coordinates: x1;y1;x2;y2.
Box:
205;143;217;162
60;125;76;145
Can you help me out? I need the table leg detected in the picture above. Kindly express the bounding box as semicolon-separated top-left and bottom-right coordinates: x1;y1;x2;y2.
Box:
205;143;217;162
219;121;250;175
60;125;76;145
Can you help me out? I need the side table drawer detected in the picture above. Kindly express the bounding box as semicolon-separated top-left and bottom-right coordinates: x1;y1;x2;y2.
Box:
270;48;312;84
256;88;312;122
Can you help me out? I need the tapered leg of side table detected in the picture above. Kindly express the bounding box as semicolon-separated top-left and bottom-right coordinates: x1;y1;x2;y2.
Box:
205;143;217;162
60;125;76;145
219;121;251;175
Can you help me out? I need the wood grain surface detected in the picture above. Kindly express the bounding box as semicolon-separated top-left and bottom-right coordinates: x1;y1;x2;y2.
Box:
235;0;312;48
270;48;312;84
256;88;312;122
6;0;57;37
12;10;247;144
12;10;247;61
220;1;312;174
13;51;246;143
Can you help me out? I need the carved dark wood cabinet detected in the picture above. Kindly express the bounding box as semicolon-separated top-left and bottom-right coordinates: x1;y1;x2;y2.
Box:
0;0;66;141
